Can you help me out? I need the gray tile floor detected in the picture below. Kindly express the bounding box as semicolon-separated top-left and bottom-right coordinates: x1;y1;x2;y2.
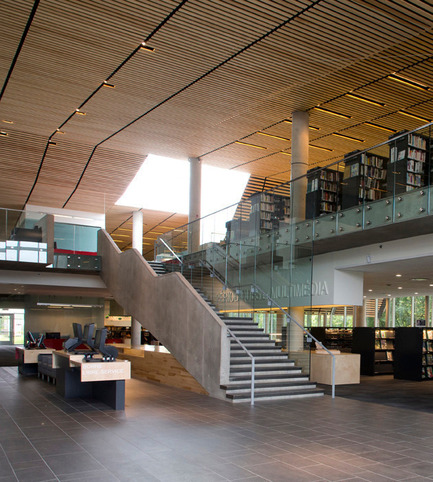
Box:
2;367;433;482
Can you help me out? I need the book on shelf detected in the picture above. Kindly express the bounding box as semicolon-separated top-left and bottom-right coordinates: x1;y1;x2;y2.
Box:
427;366;433;378
386;351;393;361
425;330;433;340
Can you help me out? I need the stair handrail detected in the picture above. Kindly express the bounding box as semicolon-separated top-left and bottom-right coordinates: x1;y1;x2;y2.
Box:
249;283;336;399
199;259;227;286
159;238;183;265
226;327;256;406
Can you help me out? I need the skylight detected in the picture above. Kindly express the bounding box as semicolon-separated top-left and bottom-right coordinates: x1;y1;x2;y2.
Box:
116;154;250;244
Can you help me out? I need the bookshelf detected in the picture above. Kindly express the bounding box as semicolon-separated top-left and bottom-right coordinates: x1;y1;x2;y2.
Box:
310;327;353;352
352;327;395;375
394;327;433;381
341;151;388;209
249;192;290;234
387;131;429;195
306;168;342;219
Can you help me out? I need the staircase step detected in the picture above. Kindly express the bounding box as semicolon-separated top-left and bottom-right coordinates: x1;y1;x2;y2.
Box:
230;361;296;369
231;368;302;377
227;388;325;403
230;350;284;357
230;373;309;382
230;354;289;361
223;381;317;394
230;342;277;348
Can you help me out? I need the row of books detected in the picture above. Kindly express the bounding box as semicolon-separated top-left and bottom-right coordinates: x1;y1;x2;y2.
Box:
320;170;340;182
360;177;381;190
375;329;395;339
320;202;335;212
406;173;422;186
322;191;337;202
374;350;393;361
424;330;433;340
375;339;395;350
407;159;424;173
408;134;427;150
422;366;433;379
360;188;382;201
407;148;426;162
422;340;433;353
422;353;433;365
361;154;386;168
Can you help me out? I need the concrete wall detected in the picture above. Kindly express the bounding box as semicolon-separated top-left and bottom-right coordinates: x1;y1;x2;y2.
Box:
98;230;230;399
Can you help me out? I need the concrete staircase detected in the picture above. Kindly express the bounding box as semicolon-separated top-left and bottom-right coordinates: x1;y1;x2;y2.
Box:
194;288;324;403
148;261;167;275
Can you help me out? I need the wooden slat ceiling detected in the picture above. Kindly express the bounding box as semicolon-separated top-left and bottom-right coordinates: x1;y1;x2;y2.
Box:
1;0;433;257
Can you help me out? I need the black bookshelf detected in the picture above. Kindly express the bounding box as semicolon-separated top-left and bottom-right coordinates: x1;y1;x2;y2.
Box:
341;151;388;209
387;131;429;195
394;327;433;381
305;168;342;219
249;192;290;234
352;327;395;375
310;327;352;352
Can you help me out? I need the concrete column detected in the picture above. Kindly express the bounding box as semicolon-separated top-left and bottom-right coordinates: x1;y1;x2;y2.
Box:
354;304;365;327
131;210;143;348
132;210;143;254
290;111;309;222
289;112;309;345
188;157;201;253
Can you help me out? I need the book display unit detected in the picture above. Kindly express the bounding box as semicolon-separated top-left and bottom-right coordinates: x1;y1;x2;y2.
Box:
352;327;395;375
394;327;433;381
341;151;388;209
306;168;342;219
387;131;430;195
249;192;290;233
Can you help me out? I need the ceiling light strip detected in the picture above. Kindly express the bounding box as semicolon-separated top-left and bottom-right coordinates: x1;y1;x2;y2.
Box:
364;122;396;133
332;133;364;143
346;93;385;107
235;141;267;150
258;132;290;141
398;111;431;122
310;144;333;152
388;74;429;91
283;120;320;130
314;107;352;119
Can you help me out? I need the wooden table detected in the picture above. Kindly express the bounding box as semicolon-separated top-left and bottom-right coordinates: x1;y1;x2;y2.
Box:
52;351;131;409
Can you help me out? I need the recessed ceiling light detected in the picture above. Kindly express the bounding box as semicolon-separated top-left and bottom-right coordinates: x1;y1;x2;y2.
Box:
388;294;392;297
430;284;433;287
415;292;419;295
235;141;267;150
55;129;65;135
332;133;364;143
0;131;8;137
103;81;115;88
310;144;333;152
140;42;155;52
398;287;403;289
75;109;86;116
258;132;290;142
2;119;13;124
396;274;402;277
314;107;352;119
368;289;373;292
346;93;385;107
48;140;57;146
387;73;429;91
411;278;428;281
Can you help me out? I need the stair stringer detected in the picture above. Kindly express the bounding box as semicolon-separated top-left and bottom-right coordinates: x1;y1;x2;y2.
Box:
98;230;230;399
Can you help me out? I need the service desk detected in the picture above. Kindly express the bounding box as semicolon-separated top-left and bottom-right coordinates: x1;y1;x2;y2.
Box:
53;351;131;409
310;352;360;385
16;347;55;376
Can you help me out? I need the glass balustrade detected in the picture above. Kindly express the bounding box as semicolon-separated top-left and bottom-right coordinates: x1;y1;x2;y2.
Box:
155;121;433;378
